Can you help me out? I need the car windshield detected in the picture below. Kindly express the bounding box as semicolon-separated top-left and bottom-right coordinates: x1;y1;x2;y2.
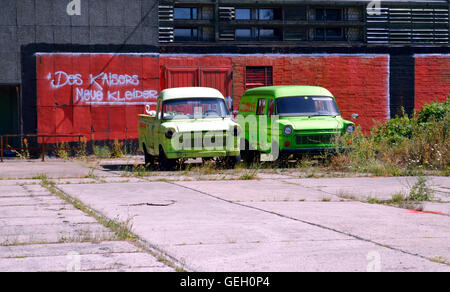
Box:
162;98;229;120
276;96;340;117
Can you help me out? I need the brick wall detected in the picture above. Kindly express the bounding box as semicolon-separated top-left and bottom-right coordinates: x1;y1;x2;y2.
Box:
36;53;159;142
415;55;450;111
232;55;390;131
36;53;391;141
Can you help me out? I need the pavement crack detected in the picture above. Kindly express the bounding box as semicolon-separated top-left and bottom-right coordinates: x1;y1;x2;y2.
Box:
169;181;450;268
120;200;176;207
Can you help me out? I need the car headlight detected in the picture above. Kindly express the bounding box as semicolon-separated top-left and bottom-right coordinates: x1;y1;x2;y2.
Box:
283;125;293;136
165;129;175;139
346;124;355;134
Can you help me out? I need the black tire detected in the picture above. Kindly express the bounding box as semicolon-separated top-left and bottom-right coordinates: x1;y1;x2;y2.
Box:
143;144;154;167
158;146;176;171
241;139;260;166
272;141;289;168
215;155;240;169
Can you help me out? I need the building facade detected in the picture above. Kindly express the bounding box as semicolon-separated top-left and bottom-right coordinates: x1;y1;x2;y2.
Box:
0;0;449;143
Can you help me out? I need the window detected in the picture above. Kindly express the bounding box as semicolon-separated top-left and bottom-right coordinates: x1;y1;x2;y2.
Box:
245;67;273;89
276;97;340;117
259;9;274;20
257;99;266;115
236;28;280;41
162;98;229;120
268;99;275;116
235;8;251;20
284;7;307;21
315;8;343;21
259;29;275;41
314;28;344;41
285;28;307;41
236;28;254;41
235;8;279;20
174;28;198;41
174;7;198;20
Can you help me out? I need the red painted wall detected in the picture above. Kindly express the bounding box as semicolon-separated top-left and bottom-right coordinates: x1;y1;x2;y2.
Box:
36;53;390;141
36;53;160;142
232;55;390;131
415;55;450;111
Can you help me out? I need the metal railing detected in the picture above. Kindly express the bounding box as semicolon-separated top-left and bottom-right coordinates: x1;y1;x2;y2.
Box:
0;134;84;162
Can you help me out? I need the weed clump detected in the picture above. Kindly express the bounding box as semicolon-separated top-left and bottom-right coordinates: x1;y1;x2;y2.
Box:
329;98;449;176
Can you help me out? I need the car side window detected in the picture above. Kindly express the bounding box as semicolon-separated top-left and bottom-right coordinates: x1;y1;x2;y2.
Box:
256;98;266;115
267;99;275;117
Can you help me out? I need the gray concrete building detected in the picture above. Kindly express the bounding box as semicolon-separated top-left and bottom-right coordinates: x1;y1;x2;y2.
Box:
0;0;449;142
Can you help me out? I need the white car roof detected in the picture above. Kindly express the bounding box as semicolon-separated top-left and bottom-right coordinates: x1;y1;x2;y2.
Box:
159;87;225;101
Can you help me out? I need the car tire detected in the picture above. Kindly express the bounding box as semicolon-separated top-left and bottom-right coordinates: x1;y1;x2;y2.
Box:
272;141;289;168
241;139;260;166
215;155;240;169
143;144;154;167
158;146;176;171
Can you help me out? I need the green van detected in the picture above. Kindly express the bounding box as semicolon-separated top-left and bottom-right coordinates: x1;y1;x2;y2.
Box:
237;86;355;163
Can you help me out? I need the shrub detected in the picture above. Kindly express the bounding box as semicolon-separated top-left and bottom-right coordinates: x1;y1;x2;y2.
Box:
111;140;124;158
417;97;450;124
329;98;449;175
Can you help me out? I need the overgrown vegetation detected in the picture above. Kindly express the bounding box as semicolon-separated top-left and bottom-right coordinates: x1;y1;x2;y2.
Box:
366;176;435;211
330;98;449;176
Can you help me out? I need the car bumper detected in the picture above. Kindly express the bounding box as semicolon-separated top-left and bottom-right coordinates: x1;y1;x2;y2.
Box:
280;147;352;155
166;150;240;159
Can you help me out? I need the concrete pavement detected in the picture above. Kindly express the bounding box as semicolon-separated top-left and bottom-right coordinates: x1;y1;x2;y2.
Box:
0;159;449;271
0;179;174;272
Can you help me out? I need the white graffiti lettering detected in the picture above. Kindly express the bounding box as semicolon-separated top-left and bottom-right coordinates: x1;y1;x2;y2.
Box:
75;88;103;103
51;71;83;89
48;71;157;105
92;73;139;89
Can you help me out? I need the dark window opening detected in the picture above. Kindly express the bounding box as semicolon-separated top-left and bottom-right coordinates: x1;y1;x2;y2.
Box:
315;8;343;21
284;7;307;21
259;28;281;41
285;28;308;41
174;28;198;41
236;28;254;41
245;67;273;89
314;27;345;41
174;7;198;20
256;99;266;115
235;8;281;20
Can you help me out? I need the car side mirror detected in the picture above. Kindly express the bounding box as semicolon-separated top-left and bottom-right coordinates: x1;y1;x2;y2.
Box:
351;113;359;120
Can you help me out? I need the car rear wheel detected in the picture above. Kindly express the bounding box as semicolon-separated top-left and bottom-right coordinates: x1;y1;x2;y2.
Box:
214;155;240;169
143;144;154;167
158;146;177;171
241;139;260;166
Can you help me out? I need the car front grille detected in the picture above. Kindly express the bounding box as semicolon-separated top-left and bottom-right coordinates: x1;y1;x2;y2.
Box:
178;131;231;149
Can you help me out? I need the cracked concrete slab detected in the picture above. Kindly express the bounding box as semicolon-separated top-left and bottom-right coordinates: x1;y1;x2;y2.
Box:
176;180;342;202
245;201;450;262
0;160;116;179
0;180;174;272
283;176;450;201
58;181;450;272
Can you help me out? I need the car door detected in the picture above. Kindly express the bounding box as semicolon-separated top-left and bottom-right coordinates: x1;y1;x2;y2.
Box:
256;97;267;152
150;100;163;155
266;97;276;153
